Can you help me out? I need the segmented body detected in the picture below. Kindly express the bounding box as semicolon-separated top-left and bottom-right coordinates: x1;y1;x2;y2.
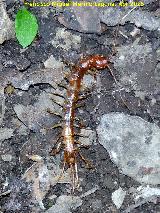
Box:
62;55;109;190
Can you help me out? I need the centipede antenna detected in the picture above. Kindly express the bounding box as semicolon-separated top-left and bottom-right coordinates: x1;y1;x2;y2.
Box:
107;65;130;110
107;65;119;85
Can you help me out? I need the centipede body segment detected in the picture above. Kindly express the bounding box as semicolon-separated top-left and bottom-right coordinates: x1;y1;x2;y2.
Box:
52;55;110;191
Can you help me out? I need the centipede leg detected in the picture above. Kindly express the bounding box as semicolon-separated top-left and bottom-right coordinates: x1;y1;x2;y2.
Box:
74;133;89;138
46;108;63;118
58;82;68;90
78;149;93;169
75;102;85;109
57;160;66;183
50;93;66;100
75;141;90;149
50;97;64;108
70;162;79;192
50;136;63;155
76;92;91;102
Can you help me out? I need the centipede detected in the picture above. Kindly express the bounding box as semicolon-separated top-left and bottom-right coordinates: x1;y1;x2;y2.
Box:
51;54;110;191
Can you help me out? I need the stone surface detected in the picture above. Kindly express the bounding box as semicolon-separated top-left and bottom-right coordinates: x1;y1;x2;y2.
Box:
51;28;81;51
112;187;126;209
0;128;14;143
58;6;101;33
0;1;15;44
44;55;64;69
100;8;160;31
14;91;62;131
97;113;160;185
112;42;158;96
45;195;82;213
134;185;160;201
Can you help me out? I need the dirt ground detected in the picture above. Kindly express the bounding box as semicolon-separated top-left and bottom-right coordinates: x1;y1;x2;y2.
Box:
0;0;160;212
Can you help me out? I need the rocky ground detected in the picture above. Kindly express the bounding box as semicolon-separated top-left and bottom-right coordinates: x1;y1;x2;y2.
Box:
0;0;160;212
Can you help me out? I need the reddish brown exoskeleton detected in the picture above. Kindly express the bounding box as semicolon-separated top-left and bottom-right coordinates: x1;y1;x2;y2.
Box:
61;55;110;191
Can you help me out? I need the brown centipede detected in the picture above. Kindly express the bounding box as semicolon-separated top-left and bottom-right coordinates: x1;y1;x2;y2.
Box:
51;54;110;191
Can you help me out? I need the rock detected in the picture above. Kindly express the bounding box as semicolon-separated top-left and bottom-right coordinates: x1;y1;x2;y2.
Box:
97;113;160;185
79;128;96;146
11;118;29;136
0;67;64;93
112;187;126;209
0;128;14;143
51;28;81;51
0;1;15;44
11;68;64;90
58;6;101;33
0;66;64;126
134;185;160;201
1;154;12;162
44;55;64;69
112;42;158;96
45;195;82;213
14;91;63;131
13;56;31;71
100;8;160;31
22;156;50;210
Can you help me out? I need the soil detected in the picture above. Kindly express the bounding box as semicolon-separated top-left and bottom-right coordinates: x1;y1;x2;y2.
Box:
0;1;160;213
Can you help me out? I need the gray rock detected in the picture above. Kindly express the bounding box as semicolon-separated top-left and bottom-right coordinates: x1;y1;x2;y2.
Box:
14;91;62;131
134;185;160;201
0;68;64;94
12;68;64;90
0;1;15;44
0;128;14;143
1;154;12;161
44;55;64;69
112;187;126;209
0;67;64;124
45;195;82;213
100;8;160;31
58;6;101;33
112;42;158;96
51;28;81;51
97;113;160;185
